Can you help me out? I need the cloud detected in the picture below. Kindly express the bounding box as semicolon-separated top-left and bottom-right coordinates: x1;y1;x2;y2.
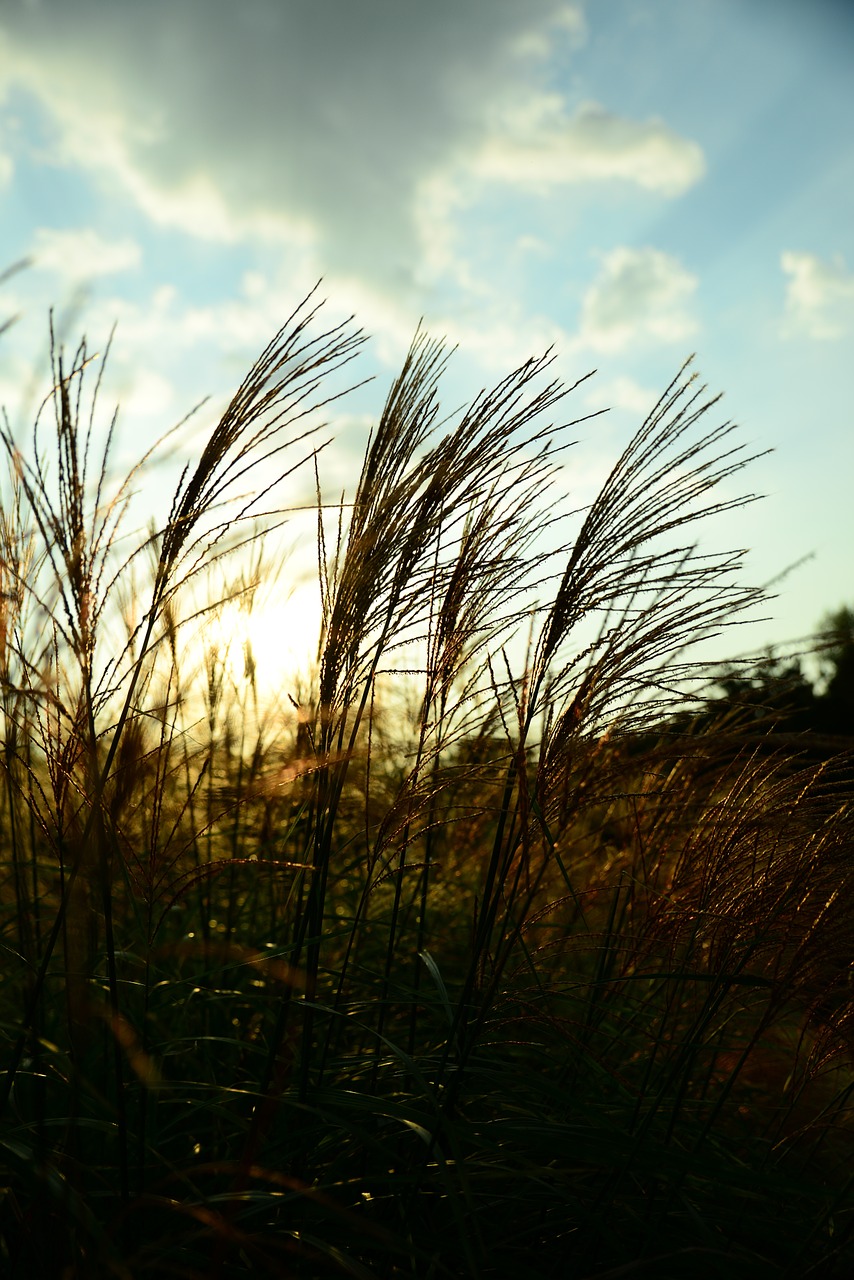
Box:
0;1;583;288
586;375;659;416
0;0;714;401
507;4;587;58
0;151;12;187
472;97;705;197
412;93;702;309
0;0;702;355
433;308;572;376
578;246;698;352
781;250;854;340
30;227;141;281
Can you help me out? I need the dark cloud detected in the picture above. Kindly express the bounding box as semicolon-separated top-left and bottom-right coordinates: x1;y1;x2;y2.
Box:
0;0;581;297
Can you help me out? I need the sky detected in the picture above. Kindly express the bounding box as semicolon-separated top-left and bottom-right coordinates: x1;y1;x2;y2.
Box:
1;0;852;678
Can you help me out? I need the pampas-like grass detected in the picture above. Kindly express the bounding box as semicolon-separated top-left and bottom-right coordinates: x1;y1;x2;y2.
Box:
0;291;852;1278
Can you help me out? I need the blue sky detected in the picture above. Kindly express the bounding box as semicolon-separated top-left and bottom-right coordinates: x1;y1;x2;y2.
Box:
1;0;852;668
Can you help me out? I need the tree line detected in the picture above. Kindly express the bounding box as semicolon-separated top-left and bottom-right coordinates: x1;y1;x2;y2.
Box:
709;605;854;743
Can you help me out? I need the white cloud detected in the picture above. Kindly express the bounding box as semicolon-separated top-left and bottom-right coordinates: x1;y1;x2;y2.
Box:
0;0;702;359
0;2;581;284
578;246;698;352
586;375;658;416
472;97;705;197
0;0;713;392
0;345;32;427
552;4;588;39
781;250;854;340
516;234;549;256
0;151;12;187
435;308;571;376
30;227;141;281
96;283;287;381
413;94;703;304
508;3;586;58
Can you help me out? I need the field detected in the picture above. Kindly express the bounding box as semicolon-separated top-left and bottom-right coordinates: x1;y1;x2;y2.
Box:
1;293;853;1278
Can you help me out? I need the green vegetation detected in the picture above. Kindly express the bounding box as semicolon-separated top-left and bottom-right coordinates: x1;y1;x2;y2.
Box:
0;292;852;1278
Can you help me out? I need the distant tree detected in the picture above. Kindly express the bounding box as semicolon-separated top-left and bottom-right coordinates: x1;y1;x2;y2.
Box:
711;651;819;736
816;605;854;735
702;605;854;750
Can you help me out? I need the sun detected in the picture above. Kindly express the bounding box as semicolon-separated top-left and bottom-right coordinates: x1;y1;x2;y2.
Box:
200;577;322;695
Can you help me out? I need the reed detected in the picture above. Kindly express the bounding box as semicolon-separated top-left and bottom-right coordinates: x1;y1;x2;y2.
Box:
0;290;852;1278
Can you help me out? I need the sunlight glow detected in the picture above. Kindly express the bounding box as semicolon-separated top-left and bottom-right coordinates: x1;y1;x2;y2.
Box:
201;577;322;694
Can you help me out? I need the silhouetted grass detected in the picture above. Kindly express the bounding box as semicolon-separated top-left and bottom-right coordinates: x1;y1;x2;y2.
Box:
0;291;852;1278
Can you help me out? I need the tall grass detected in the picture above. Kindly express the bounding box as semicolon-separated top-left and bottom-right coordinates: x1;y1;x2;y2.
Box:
0;292;852;1278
